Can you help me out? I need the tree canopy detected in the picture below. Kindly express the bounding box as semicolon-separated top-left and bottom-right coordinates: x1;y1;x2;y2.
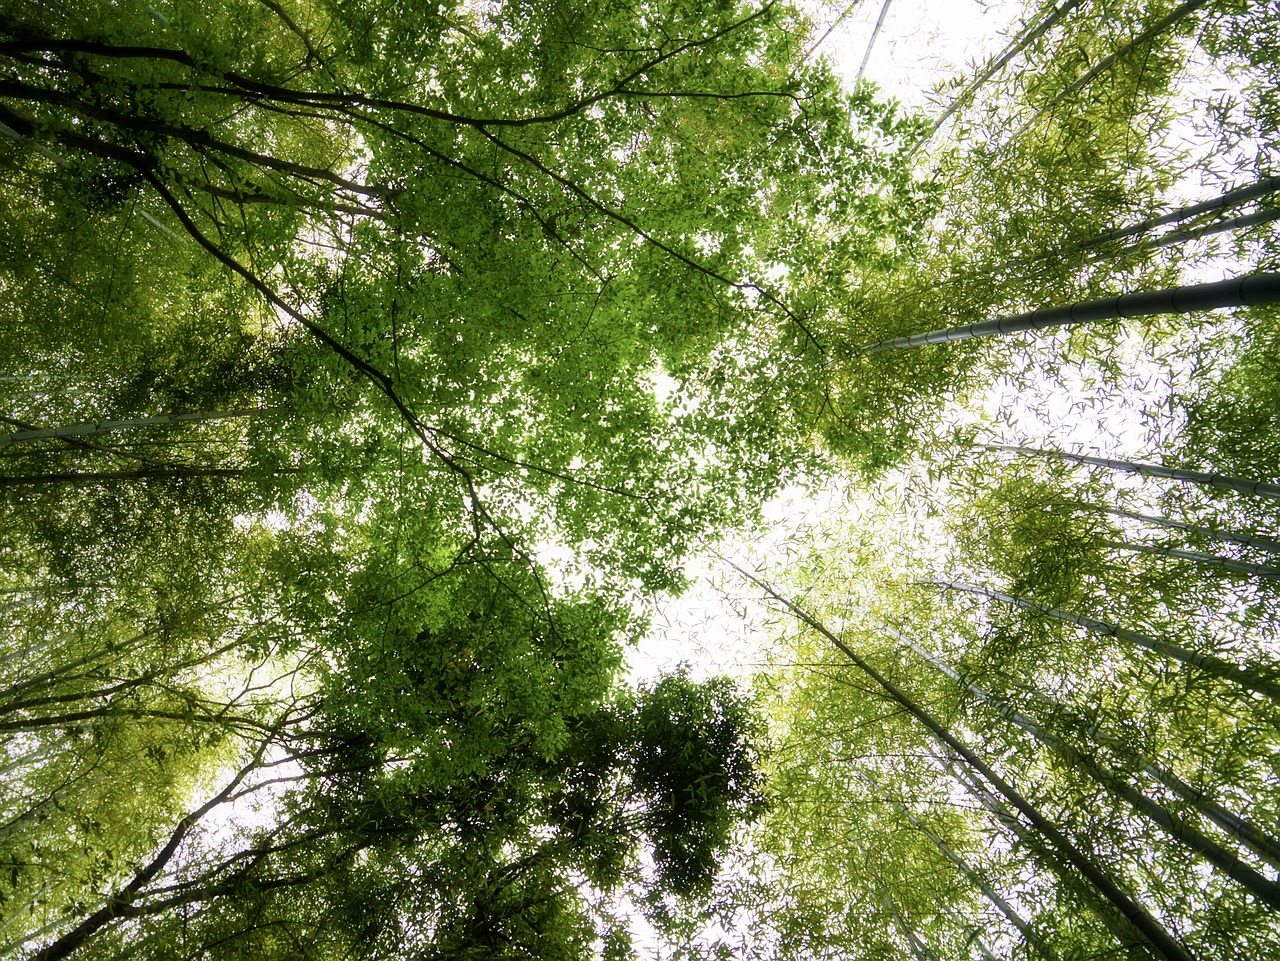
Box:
2;0;1279;959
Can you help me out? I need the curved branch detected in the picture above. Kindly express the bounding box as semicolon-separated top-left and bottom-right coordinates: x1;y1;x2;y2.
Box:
30;717;288;961
474;125;824;353
0;4;779;130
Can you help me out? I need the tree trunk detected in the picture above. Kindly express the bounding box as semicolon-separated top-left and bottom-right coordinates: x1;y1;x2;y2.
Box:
926;579;1280;704
940;755;1158;956
1100;538;1280;580
1012;0;1211;141
972;935;1001;961
0;626;160;703
0;407;279;447
875;877;940;961
804;0;870;60
979;442;1280;501
891;794;1061;961
1091;503;1280;555
857;272;1280;352
855;0;895;83
30;728;283;961
898;634;1280;908
0;744;54;778
1146;206;1280;251
0;467;251;487
1080;174;1280;249
735;566;1196;961
1057;706;1280;868
902;633;1280;869
919;0;1083;147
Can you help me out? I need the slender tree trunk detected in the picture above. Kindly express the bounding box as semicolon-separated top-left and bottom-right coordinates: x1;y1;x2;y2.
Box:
875;876;940;961
0;467;251;487
0;584;108;595
856;272;1280;352
898;634;1280;907
889;907;937;961
962;919;1014;961
933;901;1001;961
940;755;1157;956
1100;538;1280;580
734;565;1196;961
0;625;161;703
855;0;894;83
0;412;183;468
1090;503;1280;555
0;744;54;778
1080;175;1280;249
972;933;1001;961
0;704;260;735
926;579;1280;704
901;634;1280;869
0;881;65;951
803;0;868;61
1075;757;1280;909
30;724;284;961
980;442;1280;501
1012;0;1211;141
1057;704;1280;868
0;626;63;668
0;408;279;447
1146;206;1280;250
890;795;1061;961
1;636;246;721
920;0;1083;144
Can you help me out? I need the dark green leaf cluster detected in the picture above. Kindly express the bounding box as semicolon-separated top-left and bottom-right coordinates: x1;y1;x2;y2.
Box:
558;669;768;899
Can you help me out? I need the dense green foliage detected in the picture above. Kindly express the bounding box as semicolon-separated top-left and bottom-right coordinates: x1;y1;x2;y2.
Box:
1;0;893;955
2;0;1278;959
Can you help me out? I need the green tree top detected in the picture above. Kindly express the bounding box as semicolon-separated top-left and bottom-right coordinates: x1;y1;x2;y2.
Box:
0;0;925;589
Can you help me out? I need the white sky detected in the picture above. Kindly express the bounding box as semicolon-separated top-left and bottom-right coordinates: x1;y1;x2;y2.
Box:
808;0;1025;105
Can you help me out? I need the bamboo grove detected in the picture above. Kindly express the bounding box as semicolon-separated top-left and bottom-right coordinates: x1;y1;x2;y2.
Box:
730;1;1280;960
1;0;1278;959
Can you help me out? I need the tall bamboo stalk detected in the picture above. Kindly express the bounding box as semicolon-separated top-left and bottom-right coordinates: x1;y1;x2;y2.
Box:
897;633;1280;906
0;408;279;447
1010;0;1211;143
1100;538;1280;581
900;633;1280;869
1080;175;1280;249
979;443;1280;501
926;579;1280;704
918;0;1083;148
1088;503;1280;555
857;273;1280;352
734;564;1196;961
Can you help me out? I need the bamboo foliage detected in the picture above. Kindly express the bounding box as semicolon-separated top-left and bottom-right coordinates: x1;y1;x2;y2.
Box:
743;566;1197;961
2;0;1279;958
490;2;1280;952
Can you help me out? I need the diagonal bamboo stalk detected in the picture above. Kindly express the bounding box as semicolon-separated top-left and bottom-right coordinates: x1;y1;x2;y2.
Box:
926;579;1280;704
979;443;1280;501
733;563;1197;961
856;273;1280;352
